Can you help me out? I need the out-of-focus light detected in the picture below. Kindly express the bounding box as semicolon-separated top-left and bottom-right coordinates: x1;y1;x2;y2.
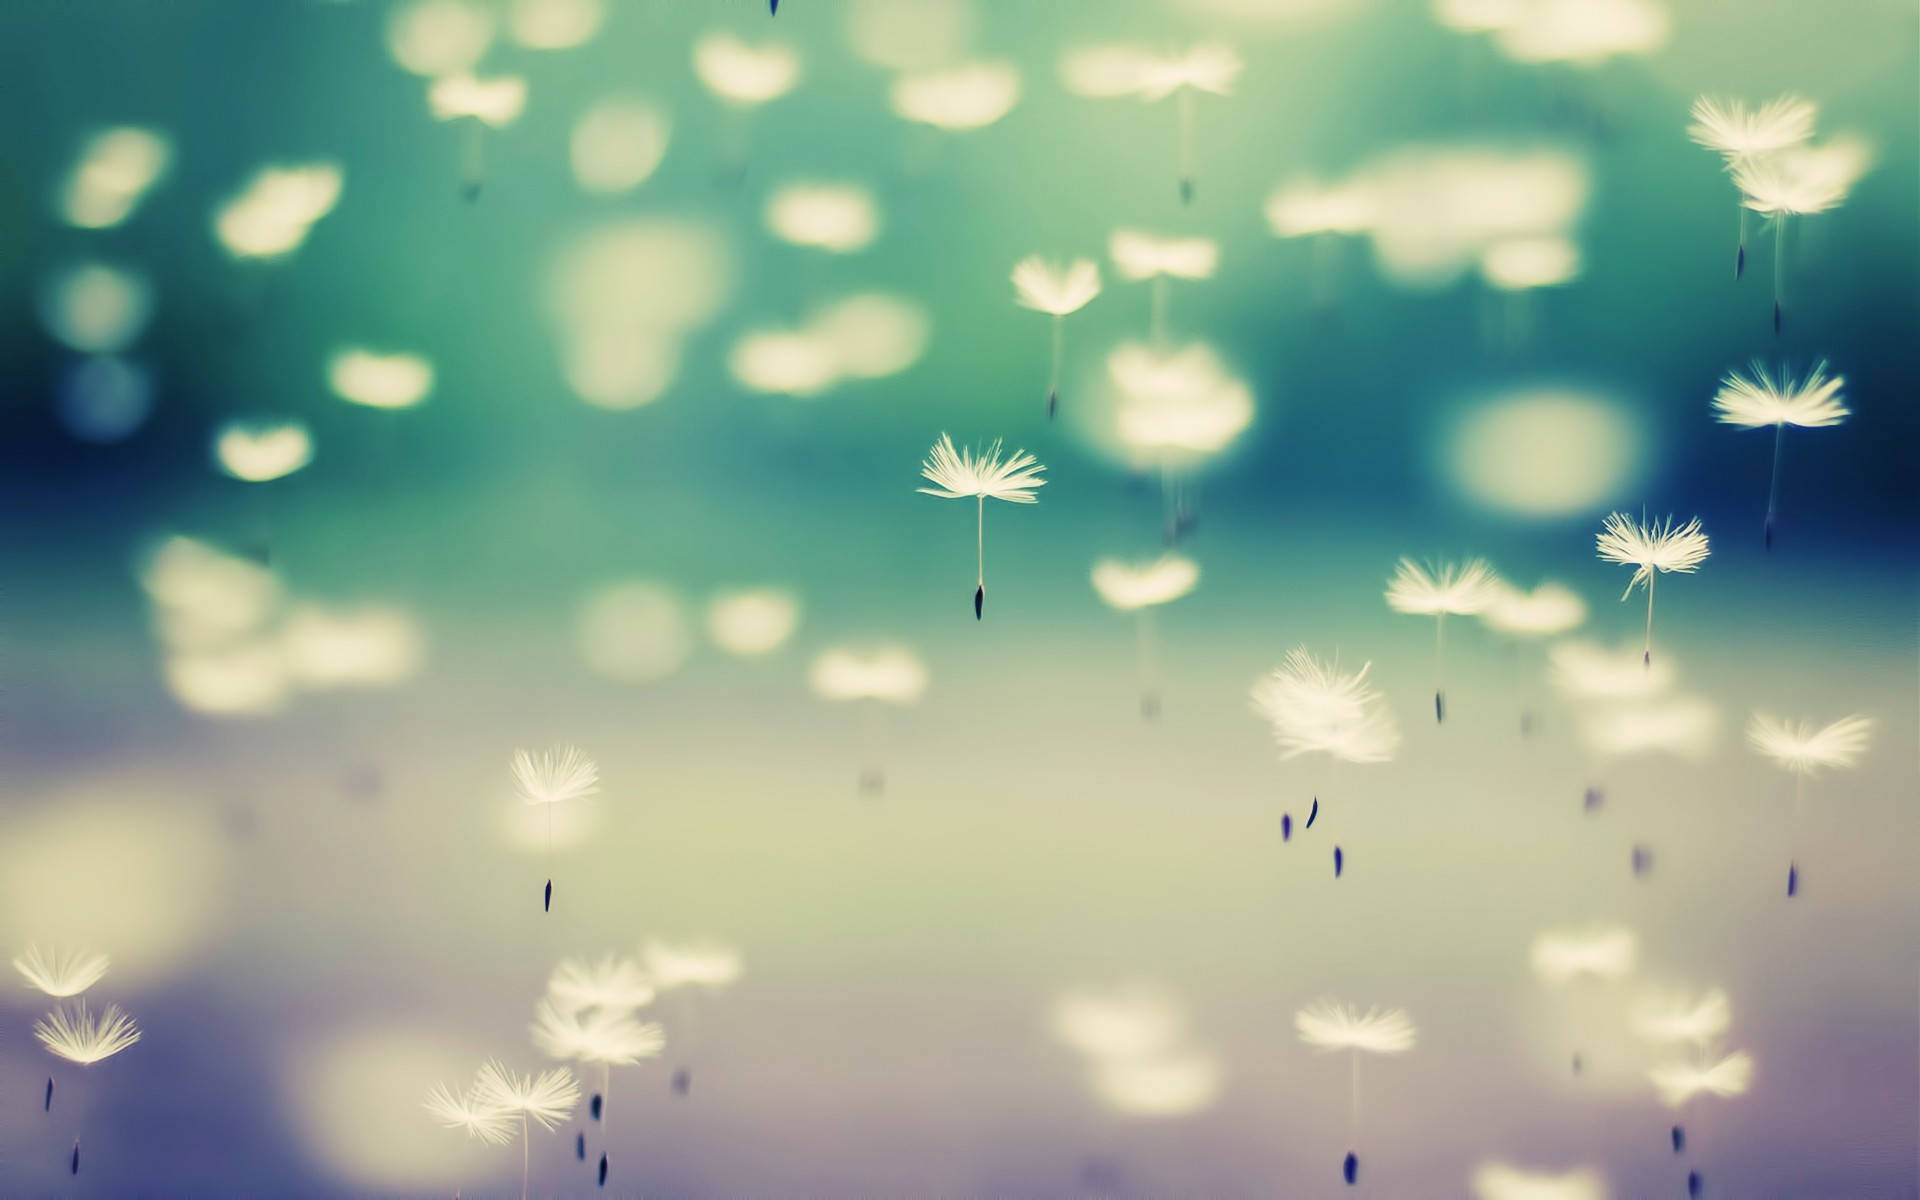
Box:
1471;1162;1608;1200
1051;984;1186;1060
1481;582;1586;637
706;588;802;656
1089;1049;1223;1116
386;0;494;77
164;641;290;715
500;789;601;851
1447;389;1638;516
213;418;314;483
729;329;841;396
329;349;435;410
692;33;800;106
38;262;152;354
847;0;975;70
1354;146;1589;288
641;939;745;990
1264;177;1374;237
1496;0;1669;65
1549;639;1674;700
140;535;282;649
1109;231;1219;281
428;74;527;126
57;355;154;443
291;1027;505;1192
811;293;928;379
562;330;679;410
58;126;171;229
0;795;229;986
548;219;731;337
890;61;1020;130
1108;341;1255;460
576;580;692;683
571;98;670;194
765;183;879;253
213;163;343;259
509;0;603;49
1090;555;1200;610
281;604;425;688
807;645;928;703
1580;695;1718;759
1480;236;1582;290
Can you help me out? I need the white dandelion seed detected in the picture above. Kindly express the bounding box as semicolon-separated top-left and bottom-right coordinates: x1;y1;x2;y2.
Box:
530;998;663;1146
1689;94;1816;280
1630;987;1732;1048
1012;256;1101;417
1109;230;1219;343
1385;557;1503;723
1594;513;1708;666
473;1059;581;1200
1250;648;1401;769
1548;639;1674;701
547;955;656;1013
35;1000;140;1065
512;745;600;914
13;945;110;998
424;1080;514;1145
1747;712;1872;897
1264;176;1374;308
1484;582;1587;638
1712;362;1848;547
641;939;742;1097
1580;695;1718;761
427;74;527;201
1295;1000;1415;1185
917;434;1046;620
1091;554;1198;718
1061;43;1242;203
807;645;927;792
1732;134;1873;332
1530;925;1637;985
1649;1050;1753;1108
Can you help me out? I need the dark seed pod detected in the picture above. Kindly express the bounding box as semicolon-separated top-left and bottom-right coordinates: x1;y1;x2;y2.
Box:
576;1132;586;1160
1687;1168;1702;1197
1306;798;1319;829
1333;846;1344;878
1281;814;1292;842
591;1094;602;1121
1343;1152;1358;1185
544;879;553;912
599;1153;609;1186
1671;1124;1685;1154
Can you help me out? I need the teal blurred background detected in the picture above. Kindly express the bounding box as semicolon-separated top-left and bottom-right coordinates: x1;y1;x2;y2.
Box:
2;0;1916;1195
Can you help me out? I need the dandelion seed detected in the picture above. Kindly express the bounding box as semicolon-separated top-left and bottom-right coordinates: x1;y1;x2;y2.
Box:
1061;43;1242;202
1580;696;1718;761
1491;0;1669;65
571;98;670;195
1011;256;1101;417
1549;638;1674;700
546;955;656;1013
1385;557;1503;722
1306;797;1319;828
1250;649;1401;770
1688;95;1816;279
641;939;744;992
1530;925;1637;984
1092;555;1198;716
1334;845;1344;877
1296;1000;1415;1183
808;644;928;790
474;1059;581;1200
509;0;603;50
13;945;110;998
917;434;1046;620
1631;987;1731;1048
34;1000;140;1065
1732;135;1873;331
1109;231;1219;342
1089;1049;1223;1117
512;745;599;912
1051;983;1186;1062
1281;813;1292;841
530;999;663;1148
1712;361;1848;547
1650;1050;1753;1108
1264;176;1373;309
1747;712;1872;897
1594;513;1708;666
424;1080;515;1145
1483;581;1585;733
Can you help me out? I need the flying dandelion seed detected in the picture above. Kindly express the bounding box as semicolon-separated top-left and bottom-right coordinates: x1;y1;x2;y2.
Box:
35;1000;139;1175
427;74;527;200
1747;712;1872;897
13;945;110;998
1594;514;1708;667
694;33;800;107
1711;361;1848;548
511;746;600;912
1731;134;1873;332
570;98;670;195
547;955;656;1014
1688;95;1816;279
530;995;663;1174
1249;648;1401;825
1108;230;1219;343
1471;1161;1607;1200
1482;581;1586;733
1011;256;1101;417
917;434;1046;620
642;939;742;1096
889;60;1021;132
423;1080;514;1145
1531;925;1636;1072
1631;987;1732;1049
705;588;801;657
1060;43;1242;202
1384;557;1503;723
474;1059;581;1200
1090;554;1198;717
1295;1000;1415;1185
1103;339;1254;540
807;644;928;791
1334;845;1344;878
1264;176;1373;308
38;262;152;355
1650;1050;1753;1107
1489;0;1669;65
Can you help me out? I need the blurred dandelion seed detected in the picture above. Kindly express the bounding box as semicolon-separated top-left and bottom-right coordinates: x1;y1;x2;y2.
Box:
1109;230;1219;342
1688;95;1816;279
1631;988;1732;1049
917;434;1046;620
1731;135;1872;332
512;746;599;912
213;418;313;483
1712;362;1847;548
1747;712;1872;897
35;1000;140;1065
547;955;656;1014
1091;554;1198;716
474;1059;581;1200
427;74;527;200
1471;1161;1608;1200
1385;557;1502;722
1061;43;1242;202
13;945;110;998
1530;925;1637;984
889;60;1021;131
1250;649;1401;785
1011;256;1102;417
424;1081;514;1145
1295;1000;1415;1183
1649;1051;1753;1108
